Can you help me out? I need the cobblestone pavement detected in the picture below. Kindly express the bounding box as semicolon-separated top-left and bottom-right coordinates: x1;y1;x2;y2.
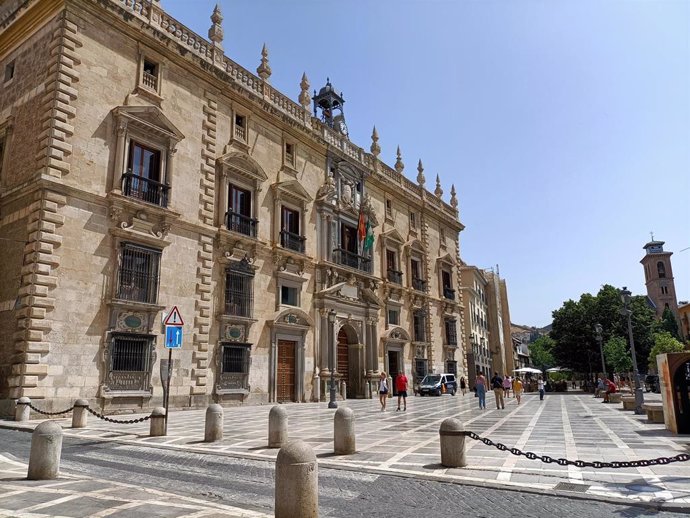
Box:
2;391;690;510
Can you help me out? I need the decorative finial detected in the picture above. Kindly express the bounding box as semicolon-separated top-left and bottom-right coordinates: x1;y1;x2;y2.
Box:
299;72;311;111
208;4;223;49
416;159;425;187
370;126;380;157
650;231;655;241
450;184;458;210
394;146;404;174
434;174;443;198
257;43;271;81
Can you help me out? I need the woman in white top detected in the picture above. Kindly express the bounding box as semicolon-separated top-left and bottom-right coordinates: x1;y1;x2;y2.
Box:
379;371;389;411
538;377;545;401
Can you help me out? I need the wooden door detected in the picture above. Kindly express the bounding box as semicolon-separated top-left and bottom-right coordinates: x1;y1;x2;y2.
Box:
337;329;349;377
277;340;296;402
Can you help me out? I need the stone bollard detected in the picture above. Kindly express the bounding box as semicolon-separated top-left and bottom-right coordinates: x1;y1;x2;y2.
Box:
27;421;63;480
275;440;318;518
439;417;466;468
334;407;355;455
149;407;166;437
15;397;31;422
204;404;224;442
340;380;347;400
268;405;288;448
72;399;89;428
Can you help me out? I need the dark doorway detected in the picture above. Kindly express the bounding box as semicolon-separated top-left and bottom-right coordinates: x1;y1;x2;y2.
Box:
337;329;350;394
388;351;400;396
674;360;690;434
277;340;296;402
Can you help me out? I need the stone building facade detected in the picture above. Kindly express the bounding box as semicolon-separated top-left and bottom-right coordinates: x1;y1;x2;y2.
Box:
0;0;465;413
459;263;490;389
483;270;515;378
640;239;680;322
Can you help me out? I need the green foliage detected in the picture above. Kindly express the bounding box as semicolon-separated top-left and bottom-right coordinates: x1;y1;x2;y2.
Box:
528;336;555;371
659;307;682;340
603;336;633;373
550;284;657;373
648;331;685;370
547;371;570;382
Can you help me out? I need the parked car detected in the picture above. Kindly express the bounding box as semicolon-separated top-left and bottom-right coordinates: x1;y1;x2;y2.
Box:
644;374;660;393
418;374;457;396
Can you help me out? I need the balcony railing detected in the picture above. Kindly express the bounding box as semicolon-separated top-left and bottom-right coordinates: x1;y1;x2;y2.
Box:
142;71;157;91
226;211;258;237
122;172;169;208
443;287;456;300
387;269;403;285
280;230;305;253
412;277;427;292
332;248;371;273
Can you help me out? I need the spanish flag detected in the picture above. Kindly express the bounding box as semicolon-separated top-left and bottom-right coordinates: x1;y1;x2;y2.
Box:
358;210;366;242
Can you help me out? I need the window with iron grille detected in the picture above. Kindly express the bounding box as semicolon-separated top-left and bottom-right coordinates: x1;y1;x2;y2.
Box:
117;243;161;304
222;344;250;374
225;259;254;317
413;310;427;342
445;319;458;346
111;334;150;372
388;307;400;326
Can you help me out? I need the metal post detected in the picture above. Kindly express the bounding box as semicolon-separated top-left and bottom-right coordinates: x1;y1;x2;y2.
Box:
328;309;338;409
594;323;606;377
164;348;172;433
620;287;645;415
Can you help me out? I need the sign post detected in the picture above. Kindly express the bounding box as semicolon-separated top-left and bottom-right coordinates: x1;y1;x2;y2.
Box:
163;306;184;434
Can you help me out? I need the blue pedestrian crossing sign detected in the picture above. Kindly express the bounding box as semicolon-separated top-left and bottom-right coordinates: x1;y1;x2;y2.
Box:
165;325;183;349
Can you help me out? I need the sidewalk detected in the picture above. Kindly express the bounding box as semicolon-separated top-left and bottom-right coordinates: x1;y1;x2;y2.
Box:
2;392;690;509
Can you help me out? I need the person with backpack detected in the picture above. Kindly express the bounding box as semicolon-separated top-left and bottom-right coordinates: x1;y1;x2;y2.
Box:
491;372;505;409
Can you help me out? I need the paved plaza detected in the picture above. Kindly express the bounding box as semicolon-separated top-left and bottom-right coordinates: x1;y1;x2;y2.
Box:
2;391;690;514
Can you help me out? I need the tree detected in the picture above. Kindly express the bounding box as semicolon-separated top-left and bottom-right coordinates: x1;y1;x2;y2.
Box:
603;336;633;373
528;336;555;371
647;331;685;370
659;307;682;341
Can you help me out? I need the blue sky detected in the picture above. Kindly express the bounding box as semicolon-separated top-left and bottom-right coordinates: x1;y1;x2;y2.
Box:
163;0;690;327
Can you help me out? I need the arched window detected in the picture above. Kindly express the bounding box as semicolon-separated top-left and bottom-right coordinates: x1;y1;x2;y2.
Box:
657;261;666;278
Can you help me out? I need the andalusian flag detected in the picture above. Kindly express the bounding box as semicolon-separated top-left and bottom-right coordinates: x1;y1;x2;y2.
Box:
363;217;374;251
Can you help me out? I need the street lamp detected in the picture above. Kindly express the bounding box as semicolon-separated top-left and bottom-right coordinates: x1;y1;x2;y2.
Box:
620;287;645;414
327;309;338;409
594;323;606;378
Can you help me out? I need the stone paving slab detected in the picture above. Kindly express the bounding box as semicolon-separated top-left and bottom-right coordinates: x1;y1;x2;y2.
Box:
3;391;690;508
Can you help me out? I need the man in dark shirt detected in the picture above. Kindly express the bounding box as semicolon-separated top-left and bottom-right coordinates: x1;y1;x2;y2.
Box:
491;372;505;409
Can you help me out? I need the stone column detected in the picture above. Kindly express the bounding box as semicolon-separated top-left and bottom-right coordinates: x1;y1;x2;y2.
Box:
112;120;127;192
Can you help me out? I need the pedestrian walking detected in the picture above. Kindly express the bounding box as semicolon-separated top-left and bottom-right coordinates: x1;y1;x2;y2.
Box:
475;373;487;409
538;376;545;401
503;374;512;398
379;372;388;411
395;371;408;411
513;377;524;404
460;376;467;396
491;372;505;409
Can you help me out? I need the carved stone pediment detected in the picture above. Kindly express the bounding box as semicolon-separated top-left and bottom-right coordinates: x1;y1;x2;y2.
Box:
273;180;312;206
108;195;179;247
274;252;306;277
113;105;184;143
217;151;267;185
218;235;257;264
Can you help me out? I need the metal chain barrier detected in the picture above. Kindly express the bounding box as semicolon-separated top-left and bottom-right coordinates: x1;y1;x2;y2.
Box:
85;406;151;424
27;402;74;416
464;431;690;468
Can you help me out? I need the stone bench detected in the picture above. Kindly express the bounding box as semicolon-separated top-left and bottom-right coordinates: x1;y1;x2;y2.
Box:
643;403;664;423
608;393;622;404
621;396;636;411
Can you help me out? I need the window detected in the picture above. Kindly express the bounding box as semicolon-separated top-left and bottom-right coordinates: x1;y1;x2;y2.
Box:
442;270;455;300
280;285;299;306
445;319;458;346
117;243;161;304
222;344;250;374
235;114;246;141
445;361;457;375
281;206;304;252
341;224;358;253
111;335;149;372
142;60;158;91
385;199;392;217
411;258;426;291
413;310;427;342
386;249;402;284
225;259;254;317
414;358;428;381
661;286;669;295
410;212;417;229
218;343;250;392
4;61;15;83
227;183;256;237
388;307;400;326
123;141;167;207
284;142;295;166
657;261;666;279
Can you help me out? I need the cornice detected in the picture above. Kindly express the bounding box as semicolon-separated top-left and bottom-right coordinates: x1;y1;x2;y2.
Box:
0;0;64;60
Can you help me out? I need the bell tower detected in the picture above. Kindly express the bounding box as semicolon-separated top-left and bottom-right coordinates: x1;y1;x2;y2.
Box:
313;78;348;137
640;238;680;320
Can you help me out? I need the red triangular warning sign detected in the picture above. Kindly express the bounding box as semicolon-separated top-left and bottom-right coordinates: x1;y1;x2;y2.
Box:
163;306;184;326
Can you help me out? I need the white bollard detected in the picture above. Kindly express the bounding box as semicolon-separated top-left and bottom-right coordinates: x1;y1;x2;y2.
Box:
340;380;347;400
15;397;30;422
439;417;466;468
72;399;88;428
149;407;166;437
275;440;318;518
268;405;288;448
27;421;63;480
204;404;224;442
334;407;355;455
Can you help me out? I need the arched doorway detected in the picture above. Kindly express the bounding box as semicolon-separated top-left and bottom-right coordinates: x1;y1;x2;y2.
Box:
337;324;361;398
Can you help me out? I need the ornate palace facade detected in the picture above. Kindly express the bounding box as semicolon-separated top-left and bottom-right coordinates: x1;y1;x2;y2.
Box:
0;0;466;413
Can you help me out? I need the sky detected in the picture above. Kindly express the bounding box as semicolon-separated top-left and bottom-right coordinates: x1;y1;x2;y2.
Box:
163;0;690;327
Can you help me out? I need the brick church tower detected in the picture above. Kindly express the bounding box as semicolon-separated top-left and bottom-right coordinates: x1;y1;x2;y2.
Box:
640;239;680;320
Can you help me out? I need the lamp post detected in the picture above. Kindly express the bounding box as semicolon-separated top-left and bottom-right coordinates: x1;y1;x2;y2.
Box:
594;323;606;378
327;309;338;409
620;287;645;414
